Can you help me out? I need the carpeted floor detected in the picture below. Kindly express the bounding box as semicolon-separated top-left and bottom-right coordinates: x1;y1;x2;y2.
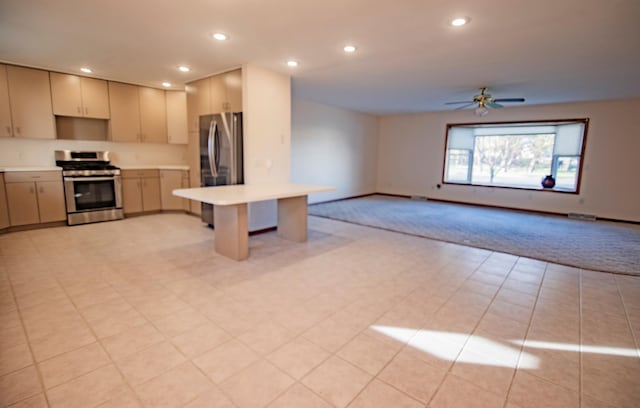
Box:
309;194;640;275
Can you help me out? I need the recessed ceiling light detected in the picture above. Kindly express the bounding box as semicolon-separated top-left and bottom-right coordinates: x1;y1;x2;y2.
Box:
287;60;299;67
178;66;190;73
451;17;470;26
80;67;92;73
162;82;172;88
212;32;228;41
343;45;357;53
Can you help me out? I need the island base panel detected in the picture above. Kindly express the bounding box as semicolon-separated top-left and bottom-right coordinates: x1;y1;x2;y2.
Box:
214;203;248;261
277;195;308;242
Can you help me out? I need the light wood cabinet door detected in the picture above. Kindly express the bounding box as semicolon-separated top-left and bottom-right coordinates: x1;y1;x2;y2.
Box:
160;170;185;210
0;174;9;229
210;75;226;113
224;69;242;112
186;77;210;132
81;77;110;119
36;181;66;223
141;176;161;211
109;82;140;142
5;182;40;226
0;65;12;138
6;65;55;139
50;72;83;117
166;91;188;144
139;87;167;143
122;178;143;214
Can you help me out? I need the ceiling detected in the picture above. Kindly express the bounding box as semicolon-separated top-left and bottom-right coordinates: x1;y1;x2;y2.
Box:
1;0;639;115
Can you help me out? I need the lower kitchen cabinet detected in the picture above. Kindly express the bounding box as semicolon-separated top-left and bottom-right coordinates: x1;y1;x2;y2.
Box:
4;171;66;226
121;169;161;214
0;174;9;229
160;170;189;210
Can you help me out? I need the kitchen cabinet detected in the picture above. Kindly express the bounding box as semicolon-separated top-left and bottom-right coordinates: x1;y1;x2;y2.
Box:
5;65;56;139
4;171;66;226
109;82;140;143
186;77;210;132
50;73;110;119
121;169;161;214
210;69;243;113
109;82;167;143
139;86;167;143
160;170;189;210
0;65;12;138
0;174;9;229
166;91;188;144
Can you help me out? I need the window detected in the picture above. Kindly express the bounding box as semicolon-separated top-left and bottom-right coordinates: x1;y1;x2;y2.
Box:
443;119;588;193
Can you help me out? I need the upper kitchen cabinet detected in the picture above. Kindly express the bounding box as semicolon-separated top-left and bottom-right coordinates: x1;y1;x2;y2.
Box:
50;73;110;119
0;65;12;138
138;86;167;143
223;69;242;112
166;91;188;144
109;82;167;143
210;69;243;113
186;77;210;132
5;65;56;139
109;81;140;142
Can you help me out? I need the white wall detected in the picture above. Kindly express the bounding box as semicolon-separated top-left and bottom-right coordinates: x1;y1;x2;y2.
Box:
291;98;378;204
242;64;291;231
377;98;640;222
0;138;187;167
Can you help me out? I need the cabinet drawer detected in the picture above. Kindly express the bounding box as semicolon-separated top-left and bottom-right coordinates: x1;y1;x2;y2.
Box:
121;169;159;179
4;171;61;183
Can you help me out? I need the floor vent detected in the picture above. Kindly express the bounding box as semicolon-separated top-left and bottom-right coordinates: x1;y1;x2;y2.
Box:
411;195;427;201
568;212;597;221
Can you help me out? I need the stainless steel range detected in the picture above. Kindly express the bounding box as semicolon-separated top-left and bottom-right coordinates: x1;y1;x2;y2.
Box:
55;150;124;225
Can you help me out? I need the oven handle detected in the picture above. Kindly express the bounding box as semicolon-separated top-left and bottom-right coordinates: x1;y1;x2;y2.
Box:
64;176;116;182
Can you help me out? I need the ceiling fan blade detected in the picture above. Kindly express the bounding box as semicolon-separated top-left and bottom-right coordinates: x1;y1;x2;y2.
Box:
493;98;525;103
487;102;503;109
454;102;475;110
445;101;473;105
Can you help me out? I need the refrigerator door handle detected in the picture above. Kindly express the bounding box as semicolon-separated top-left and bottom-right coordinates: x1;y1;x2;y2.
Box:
208;120;218;177
220;113;235;183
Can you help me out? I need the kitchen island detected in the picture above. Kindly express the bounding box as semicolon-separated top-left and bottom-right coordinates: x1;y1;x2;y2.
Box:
173;183;334;260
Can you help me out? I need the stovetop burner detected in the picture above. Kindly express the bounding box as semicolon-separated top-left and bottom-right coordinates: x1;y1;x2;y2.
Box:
55;150;120;177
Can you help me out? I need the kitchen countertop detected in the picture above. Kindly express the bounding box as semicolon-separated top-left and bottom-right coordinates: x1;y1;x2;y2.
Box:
118;165;190;170
173;183;335;206
0;166;62;172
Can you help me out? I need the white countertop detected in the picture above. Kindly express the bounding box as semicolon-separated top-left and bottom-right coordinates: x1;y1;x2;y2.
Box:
0;166;62;172
173;183;335;205
118;165;189;170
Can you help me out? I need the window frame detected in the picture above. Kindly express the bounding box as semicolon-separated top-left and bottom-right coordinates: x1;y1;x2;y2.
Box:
441;118;589;194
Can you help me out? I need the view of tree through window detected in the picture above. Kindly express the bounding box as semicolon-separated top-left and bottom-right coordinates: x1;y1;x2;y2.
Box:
444;120;587;192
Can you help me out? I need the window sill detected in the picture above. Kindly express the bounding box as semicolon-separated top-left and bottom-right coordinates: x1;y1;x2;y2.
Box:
442;182;578;194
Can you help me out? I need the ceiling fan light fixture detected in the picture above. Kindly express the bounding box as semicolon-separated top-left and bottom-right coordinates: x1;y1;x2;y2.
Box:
474;106;489;117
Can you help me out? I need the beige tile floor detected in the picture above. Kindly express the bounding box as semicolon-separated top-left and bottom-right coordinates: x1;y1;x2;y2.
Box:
1;213;639;408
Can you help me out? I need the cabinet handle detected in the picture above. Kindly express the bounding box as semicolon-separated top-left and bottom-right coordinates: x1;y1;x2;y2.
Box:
15;126;21;135
29;186;34;194
85;107;89;115
39;186;44;194
77;106;82;114
5;126;10;135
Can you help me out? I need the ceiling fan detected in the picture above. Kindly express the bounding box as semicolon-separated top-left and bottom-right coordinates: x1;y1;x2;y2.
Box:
445;87;525;116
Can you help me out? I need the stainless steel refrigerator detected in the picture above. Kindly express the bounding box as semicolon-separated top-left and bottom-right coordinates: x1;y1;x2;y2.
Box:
200;112;243;226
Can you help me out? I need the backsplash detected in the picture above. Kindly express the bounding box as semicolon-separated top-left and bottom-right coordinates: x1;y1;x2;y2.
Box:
0;138;188;167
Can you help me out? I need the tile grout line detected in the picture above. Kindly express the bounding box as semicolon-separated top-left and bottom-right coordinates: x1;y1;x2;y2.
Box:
4;259;51;407
499;261;550;408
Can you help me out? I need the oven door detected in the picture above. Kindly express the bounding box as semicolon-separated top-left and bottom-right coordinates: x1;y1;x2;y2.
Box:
64;176;123;213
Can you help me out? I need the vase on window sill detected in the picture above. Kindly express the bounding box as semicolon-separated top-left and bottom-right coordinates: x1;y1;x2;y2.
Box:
541;175;556;189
